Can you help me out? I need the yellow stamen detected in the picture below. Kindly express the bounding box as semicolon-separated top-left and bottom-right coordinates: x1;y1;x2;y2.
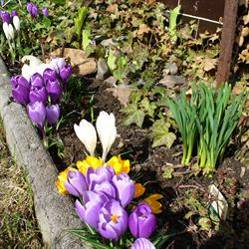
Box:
107;155;130;174
111;214;119;223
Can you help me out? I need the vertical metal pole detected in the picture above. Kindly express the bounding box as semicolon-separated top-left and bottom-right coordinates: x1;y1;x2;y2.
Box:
216;0;238;87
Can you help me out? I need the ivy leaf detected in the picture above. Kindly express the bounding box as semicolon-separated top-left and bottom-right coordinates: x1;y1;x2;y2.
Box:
169;5;181;43
140;97;156;117
152;119;176;148
107;50;117;71
82;25;91;51
123;104;145;128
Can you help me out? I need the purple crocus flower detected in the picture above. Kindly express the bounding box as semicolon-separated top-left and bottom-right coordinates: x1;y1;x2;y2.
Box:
46;104;60;125
75;191;108;229
64;170;87;197
11;10;18;17
27;101;46;129
29;86;48;104
86;167;115;189
27;2;38;19
112;173;135;207
49;57;66;74
42;7;49;17
11;75;30;105
98;200;128;240
1;10;10;23
46;79;62;103
30;73;44;87
59;64;73;83
1;1;4;7
43;68;57;82
128;203;157;238
131;238;156;249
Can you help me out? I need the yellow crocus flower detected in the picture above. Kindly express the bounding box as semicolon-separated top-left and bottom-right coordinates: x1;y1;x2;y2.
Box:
76;156;103;175
56;167;75;195
144;194;164;214
107;155;130;175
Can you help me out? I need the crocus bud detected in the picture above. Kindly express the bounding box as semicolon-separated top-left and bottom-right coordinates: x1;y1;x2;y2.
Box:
1;10;10;23
75;191;107;229
7;23;14;40
128;203;157;238
27;101;46;129
11;75;30;105
27;2;38;19
42;7;49;17
49;57;66;74
13;15;20;32
112;173;135;207
59;64;73;82
64;170;87;197
11;10;18;17
74;119;97;156
43;68;57;82
96;111;117;161
29;86;48;104
131;238;156;249
46;104;60;125
30;73;44;87
98;200;128;240
46;79;62;103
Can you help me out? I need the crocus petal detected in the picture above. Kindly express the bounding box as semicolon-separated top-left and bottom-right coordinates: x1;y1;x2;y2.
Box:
27;101;46;129
8;24;14;40
46;104;60;125
112;173;135;207
131;238;156;249
3;22;10;40
74;119;97;156
13;15;20;31
96;111;117;161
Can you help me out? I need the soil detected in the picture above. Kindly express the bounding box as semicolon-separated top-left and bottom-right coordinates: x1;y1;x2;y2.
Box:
50;79;249;249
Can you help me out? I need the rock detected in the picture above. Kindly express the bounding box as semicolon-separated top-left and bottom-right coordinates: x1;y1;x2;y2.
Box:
106;86;132;107
51;48;97;76
96;58;109;80
163;63;178;75
100;38;117;47
159;75;186;89
104;76;117;86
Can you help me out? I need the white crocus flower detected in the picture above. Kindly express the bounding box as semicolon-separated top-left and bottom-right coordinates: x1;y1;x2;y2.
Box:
96;111;117;161
13;15;20;32
3;22;11;40
8;24;14;40
74;120;97;156
21;55;52;81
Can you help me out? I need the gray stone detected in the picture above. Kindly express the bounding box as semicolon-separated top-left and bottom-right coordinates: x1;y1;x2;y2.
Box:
159;75;186;89
0;58;90;249
96;58;109;80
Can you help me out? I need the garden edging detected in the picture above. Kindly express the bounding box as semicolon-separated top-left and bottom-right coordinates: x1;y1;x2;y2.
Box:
0;58;89;249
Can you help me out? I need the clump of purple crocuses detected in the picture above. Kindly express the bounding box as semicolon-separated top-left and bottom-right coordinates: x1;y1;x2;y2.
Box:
10;57;72;134
27;2;49;18
64;166;157;244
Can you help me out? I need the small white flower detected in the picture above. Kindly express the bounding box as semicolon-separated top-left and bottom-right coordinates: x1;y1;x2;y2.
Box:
96;111;117;161
13;15;20;32
74;120;97;156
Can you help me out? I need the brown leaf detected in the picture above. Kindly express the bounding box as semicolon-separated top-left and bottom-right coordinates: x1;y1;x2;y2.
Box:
136;24;151;36
50;48;97;76
203;58;217;72
106;4;118;13
107;86;133;107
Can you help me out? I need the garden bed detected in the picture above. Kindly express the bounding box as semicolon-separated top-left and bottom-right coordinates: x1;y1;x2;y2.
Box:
50;79;249;249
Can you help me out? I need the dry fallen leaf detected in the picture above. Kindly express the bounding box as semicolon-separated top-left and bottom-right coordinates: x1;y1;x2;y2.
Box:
203;58;217;72
135;24;151;36
50;48;97;76
107;86;133;107
106;4;118;13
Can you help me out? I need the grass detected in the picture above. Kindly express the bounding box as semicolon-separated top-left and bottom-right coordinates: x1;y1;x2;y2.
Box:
0;119;42;249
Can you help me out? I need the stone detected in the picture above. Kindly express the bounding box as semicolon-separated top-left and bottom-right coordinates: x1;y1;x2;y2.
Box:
96;58;109;80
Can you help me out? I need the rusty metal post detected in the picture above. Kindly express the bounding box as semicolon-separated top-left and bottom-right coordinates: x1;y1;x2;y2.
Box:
216;0;238;87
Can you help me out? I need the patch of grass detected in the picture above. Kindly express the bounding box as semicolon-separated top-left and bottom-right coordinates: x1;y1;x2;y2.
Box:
0;120;42;249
